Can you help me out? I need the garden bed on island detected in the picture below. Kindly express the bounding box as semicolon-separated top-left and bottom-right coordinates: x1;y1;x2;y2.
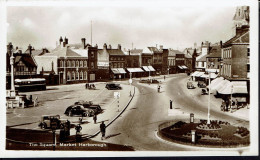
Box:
158;120;250;148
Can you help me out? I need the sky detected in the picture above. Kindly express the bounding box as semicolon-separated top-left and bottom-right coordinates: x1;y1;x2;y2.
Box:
6;0;239;51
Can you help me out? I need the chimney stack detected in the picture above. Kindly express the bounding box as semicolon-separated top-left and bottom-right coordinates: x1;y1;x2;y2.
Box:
81;38;86;49
103;43;107;50
108;44;112;49
220;41;222;48
28;44;32;55
118;44;121;50
59;36;63;45
160;45;163;50
95;44;98;48
63;41;66;47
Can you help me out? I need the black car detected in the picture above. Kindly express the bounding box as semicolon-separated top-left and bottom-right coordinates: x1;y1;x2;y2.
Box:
105;83;122;90
64;105;95;117
74;101;102;113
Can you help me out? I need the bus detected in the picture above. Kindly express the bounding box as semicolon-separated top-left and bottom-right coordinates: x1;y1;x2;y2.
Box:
14;78;46;92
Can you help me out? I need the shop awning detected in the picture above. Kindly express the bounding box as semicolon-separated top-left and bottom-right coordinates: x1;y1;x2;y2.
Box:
181;65;188;69
191;71;200;76
178;66;183;69
232;81;248;94
148;66;155;71
127;68;144;73
111;68;126;74
217;80;233;94
206;69;219;73
117;68;127;74
209;77;224;88
142;66;150;72
200;73;218;79
213;79;230;91
194;72;204;77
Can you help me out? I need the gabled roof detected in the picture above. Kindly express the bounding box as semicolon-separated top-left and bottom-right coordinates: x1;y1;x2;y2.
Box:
41;46;83;57
107;49;125;56
14;54;37;67
223;30;249;47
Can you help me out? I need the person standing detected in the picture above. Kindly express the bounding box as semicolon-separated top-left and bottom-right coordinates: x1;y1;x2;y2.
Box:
93;114;97;124
100;121;106;140
164;75;166;81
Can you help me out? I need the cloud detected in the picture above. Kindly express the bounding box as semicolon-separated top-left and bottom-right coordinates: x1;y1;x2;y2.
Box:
22;17;36;28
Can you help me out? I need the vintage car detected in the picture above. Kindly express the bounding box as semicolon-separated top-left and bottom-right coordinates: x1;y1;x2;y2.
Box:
105;83;122;90
187;81;195;89
64;105;95;117
198;81;206;88
38;115;68;129
74;100;102;113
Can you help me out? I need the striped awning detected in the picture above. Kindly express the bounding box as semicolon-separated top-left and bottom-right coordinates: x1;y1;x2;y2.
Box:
148;66;155;71
232;81;248;94
191;71;200;76
111;68;126;74
142;66;150;72
127;68;144;73
181;65;188;69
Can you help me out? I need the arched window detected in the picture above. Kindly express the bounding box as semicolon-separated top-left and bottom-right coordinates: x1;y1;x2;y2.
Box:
76;61;79;67
67;72;71;81
80;61;83;67
76;71;79;80
80;71;83;80
67;61;70;67
72;61;75;67
72;71;75;80
84;61;87;67
84;71;88;80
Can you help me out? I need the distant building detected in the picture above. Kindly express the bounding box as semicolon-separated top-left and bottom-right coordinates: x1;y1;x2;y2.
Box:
6;43;38;89
232;6;250;36
34;37;97;84
206;43;222;73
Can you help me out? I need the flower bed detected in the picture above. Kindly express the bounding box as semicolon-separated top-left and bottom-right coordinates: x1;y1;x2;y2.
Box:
158;120;250;147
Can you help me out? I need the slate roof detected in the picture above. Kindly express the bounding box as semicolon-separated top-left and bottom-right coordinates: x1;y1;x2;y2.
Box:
223;30;249;47
207;45;221;58
14;54;37;67
196;54;208;62
41;46;83;57
107;49;125;56
168;49;184;56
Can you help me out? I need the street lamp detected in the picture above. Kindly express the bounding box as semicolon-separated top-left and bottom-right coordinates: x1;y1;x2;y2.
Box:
129;72;132;96
207;62;214;124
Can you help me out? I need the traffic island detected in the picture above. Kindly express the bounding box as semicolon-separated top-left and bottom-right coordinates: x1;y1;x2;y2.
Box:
158;116;250;148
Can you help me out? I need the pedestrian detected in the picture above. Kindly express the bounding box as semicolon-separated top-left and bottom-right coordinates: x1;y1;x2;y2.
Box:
100;121;106;140
235;99;238;109
65;120;70;136
75;124;82;135
158;85;160;93
164;75;166;81
93;114;97;124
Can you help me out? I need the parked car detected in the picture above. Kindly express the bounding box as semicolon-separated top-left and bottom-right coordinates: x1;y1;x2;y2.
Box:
74;100;102;113
198;81;206;88
38;115;68;129
187;81;195;89
64;105;95;117
105;83;122;90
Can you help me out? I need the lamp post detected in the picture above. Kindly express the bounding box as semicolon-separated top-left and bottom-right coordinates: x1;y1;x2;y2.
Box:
207;62;214;124
10;52;15;91
129;72;132;96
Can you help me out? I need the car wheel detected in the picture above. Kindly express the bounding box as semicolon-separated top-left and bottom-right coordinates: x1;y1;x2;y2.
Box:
41;123;47;129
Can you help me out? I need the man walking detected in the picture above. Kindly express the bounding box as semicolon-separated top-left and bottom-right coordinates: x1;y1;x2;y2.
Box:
93;114;97;124
100;121;106;140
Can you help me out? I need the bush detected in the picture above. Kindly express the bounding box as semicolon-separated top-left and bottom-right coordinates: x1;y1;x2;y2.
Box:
235;126;250;137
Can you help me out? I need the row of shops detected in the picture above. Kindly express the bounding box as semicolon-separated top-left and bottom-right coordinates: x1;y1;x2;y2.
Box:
190;70;249;104
110;66;156;79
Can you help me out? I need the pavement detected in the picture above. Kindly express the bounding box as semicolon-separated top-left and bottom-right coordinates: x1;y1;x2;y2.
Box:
6;81;135;144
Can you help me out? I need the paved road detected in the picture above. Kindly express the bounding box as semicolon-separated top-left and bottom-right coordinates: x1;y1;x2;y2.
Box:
97;74;249;151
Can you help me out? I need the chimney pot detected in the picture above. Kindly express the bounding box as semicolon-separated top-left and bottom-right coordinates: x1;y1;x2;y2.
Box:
103;43;107;50
81;38;86;48
108;44;112;49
